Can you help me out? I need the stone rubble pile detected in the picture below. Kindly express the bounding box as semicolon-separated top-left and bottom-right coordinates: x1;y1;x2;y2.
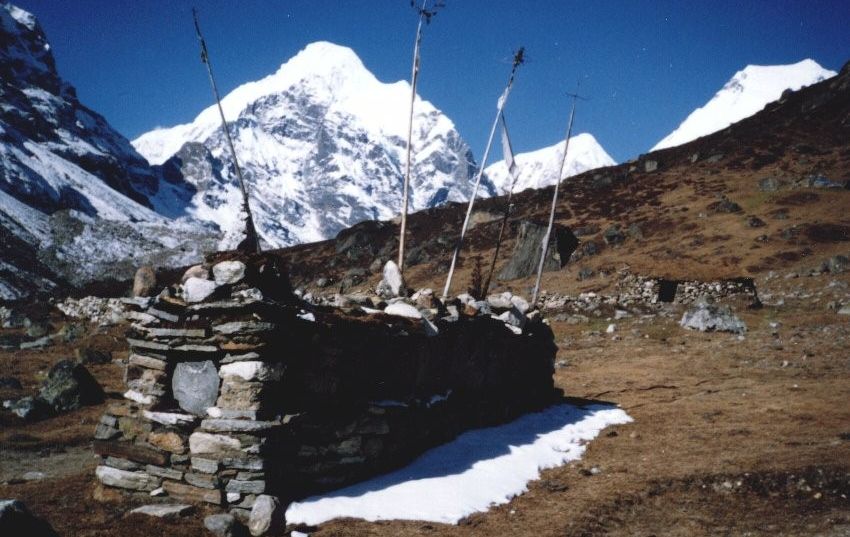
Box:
56;296;127;326
537;273;758;315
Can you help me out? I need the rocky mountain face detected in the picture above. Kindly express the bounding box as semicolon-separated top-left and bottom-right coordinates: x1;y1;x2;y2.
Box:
484;133;616;195
134;41;492;249
0;4;216;299
652;59;837;151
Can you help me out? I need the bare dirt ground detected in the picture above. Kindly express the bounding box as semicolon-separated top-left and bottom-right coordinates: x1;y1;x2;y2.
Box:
1;270;848;536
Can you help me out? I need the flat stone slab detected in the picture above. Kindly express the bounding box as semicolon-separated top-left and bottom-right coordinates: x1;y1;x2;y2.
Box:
200;419;281;433
129;503;194;518
96;465;161;492
173;360;220;416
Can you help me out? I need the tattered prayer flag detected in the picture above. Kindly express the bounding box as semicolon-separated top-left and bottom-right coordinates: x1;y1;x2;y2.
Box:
499;111;517;183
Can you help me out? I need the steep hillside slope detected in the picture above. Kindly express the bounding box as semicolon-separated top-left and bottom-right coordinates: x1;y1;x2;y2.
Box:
0;4;216;299
257;59;850;298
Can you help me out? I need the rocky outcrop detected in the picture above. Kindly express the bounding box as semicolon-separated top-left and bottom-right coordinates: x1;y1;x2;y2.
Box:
499;221;578;281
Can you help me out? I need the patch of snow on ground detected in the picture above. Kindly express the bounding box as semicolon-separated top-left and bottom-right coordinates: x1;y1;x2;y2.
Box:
286;403;631;525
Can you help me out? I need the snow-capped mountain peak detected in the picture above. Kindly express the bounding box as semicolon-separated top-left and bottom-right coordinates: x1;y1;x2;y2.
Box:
134;41;485;249
134;41;438;166
652;59;836;151
485;133;616;194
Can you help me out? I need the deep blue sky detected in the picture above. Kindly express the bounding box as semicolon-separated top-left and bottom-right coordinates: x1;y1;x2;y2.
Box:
14;0;850;163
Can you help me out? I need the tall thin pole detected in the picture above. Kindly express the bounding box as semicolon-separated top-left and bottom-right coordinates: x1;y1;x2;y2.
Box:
442;48;524;299
192;8;260;253
398;0;427;272
482;113;520;296
531;93;580;307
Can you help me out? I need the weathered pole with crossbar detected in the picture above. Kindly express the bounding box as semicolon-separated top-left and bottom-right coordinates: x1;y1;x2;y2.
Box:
192;8;261;253
442;47;525;299
530;91;584;306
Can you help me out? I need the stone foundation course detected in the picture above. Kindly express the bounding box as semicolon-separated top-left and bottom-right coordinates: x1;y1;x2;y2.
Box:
93;254;557;518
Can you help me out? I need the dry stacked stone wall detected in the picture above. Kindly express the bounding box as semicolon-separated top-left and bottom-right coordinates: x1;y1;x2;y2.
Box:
93;254;557;513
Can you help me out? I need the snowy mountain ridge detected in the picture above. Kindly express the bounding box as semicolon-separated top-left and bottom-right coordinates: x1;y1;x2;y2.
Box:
134;41;489;249
652;59;836;151
485;133;616;194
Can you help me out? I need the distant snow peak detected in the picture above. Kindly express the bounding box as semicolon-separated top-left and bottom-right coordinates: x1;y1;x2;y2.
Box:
485;133;616;194
133;40;486;250
652;59;837;151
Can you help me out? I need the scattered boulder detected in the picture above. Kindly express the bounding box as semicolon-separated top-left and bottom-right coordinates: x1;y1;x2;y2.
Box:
376;261;405;298
384;303;422;319
248;495;284;537
26;322;50;339
644;160;658;172
182;264;209;283
747;216;767;228
412;288;439;309
213;261;247;286
39;359;105;413
712;196;743;214
758;177;783;192
132;266;157;297
0;499;58;536
626;223;644;240
806;175;844;189
205;513;242;537
680;301;746;334
577;267;595;281
8;396;50;421
603;225;625;245
183;277;219;303
573;224;600;237
822;255;849;274
172;360;220;416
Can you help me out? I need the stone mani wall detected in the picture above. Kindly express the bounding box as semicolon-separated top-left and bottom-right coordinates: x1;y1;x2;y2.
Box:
93;257;557;513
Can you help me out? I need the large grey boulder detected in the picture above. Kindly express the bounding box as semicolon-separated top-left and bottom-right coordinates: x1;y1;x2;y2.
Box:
172;361;220;416
680;301;747;334
499;221;578;281
0;499;58;536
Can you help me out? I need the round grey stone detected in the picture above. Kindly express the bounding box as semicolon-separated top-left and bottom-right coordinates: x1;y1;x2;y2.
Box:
204;513;240;537
248;494;284;536
172;360;220;416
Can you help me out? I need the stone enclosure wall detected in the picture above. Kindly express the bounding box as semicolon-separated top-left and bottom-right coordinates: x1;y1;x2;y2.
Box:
93;255;557;513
